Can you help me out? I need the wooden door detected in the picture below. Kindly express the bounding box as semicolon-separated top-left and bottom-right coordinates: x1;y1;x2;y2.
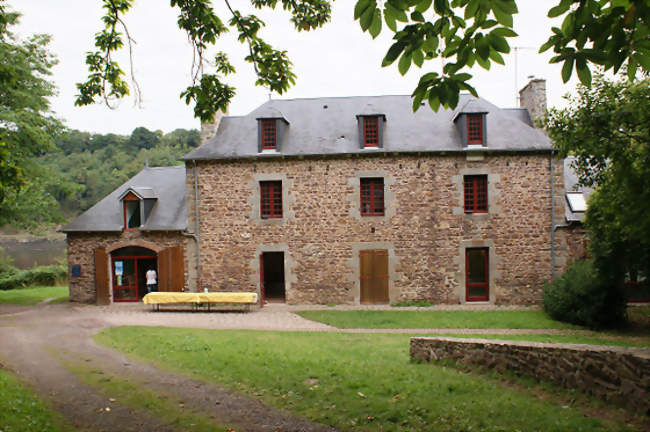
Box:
95;248;110;305
158;248;170;292
360;250;389;304
466;248;489;301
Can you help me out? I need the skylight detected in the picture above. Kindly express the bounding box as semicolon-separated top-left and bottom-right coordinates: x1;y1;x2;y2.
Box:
566;193;587;212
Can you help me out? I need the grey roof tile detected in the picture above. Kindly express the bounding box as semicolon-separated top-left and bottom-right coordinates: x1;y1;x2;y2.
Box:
62;166;186;232
181;94;551;161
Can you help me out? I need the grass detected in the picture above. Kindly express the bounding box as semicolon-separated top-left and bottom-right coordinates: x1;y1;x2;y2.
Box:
0;368;66;432
427;333;650;347
296;309;582;329
64;361;229;432
0;285;68;305
96;327;629;432
391;300;434;307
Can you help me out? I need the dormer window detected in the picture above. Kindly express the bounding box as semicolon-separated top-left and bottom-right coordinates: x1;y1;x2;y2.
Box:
261;119;277;150
122;193;141;230
363;117;379;147
356;112;386;149
467;114;484;144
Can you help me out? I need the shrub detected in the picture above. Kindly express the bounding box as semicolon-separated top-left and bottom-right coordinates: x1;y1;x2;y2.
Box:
543;259;627;329
391;299;434;307
0;264;67;290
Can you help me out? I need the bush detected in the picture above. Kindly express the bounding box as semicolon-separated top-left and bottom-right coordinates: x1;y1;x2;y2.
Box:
543;259;627;329
0;264;67;290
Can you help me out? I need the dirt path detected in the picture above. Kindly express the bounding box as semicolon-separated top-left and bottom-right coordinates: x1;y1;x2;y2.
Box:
0;303;336;432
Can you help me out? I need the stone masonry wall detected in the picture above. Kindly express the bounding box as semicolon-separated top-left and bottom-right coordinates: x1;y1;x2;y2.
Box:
410;337;650;413
193;152;561;305
67;231;188;303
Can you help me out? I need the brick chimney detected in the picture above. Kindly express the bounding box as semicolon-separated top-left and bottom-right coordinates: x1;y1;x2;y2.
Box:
200;108;227;144
519;78;546;127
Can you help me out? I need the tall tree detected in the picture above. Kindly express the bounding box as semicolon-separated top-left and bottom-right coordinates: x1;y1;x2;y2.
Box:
76;0;649;118
0;6;62;204
545;75;650;298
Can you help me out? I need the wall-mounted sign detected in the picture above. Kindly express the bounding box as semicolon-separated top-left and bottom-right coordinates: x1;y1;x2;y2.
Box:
115;260;123;275
71;265;81;278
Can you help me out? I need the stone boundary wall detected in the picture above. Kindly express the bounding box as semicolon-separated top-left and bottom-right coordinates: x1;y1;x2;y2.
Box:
410;337;650;413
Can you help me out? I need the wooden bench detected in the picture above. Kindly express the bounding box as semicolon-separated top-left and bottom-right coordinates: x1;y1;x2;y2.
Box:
142;292;258;312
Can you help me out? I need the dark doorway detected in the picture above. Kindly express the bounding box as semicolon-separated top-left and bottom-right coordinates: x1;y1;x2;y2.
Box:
262;252;285;302
111;246;156;302
466;248;489;301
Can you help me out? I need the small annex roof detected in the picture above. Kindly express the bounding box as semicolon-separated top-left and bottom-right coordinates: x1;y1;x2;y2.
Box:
564;156;594;223
61;166;186;232
181;94;551;161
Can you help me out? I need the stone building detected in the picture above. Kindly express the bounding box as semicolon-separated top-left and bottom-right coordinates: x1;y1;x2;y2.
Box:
64;79;586;305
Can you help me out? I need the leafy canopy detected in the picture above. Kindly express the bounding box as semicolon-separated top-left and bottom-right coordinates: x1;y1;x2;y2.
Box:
545;75;650;290
0;6;62;204
78;0;649;118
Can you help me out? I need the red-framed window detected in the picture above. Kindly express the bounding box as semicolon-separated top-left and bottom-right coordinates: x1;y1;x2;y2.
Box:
360;178;385;216
467;114;483;144
261;119;277;150
466;248;489;301
363;116;379;147
260;180;282;219
122;193;141;230
464;175;488;213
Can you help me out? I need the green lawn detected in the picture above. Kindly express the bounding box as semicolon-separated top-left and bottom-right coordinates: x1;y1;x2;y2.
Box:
0;369;65;432
96;327;628;432
0;286;68;306
296;309;581;329
430;333;650;347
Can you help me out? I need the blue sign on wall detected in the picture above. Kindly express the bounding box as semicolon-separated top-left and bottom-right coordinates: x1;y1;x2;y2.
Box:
71;265;81;278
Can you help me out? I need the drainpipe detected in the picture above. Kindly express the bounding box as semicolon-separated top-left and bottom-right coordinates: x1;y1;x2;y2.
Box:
182;160;202;291
550;152;555;280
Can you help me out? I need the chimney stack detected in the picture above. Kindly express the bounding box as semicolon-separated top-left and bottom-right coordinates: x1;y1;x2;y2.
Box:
200;108;227;144
519;78;546;127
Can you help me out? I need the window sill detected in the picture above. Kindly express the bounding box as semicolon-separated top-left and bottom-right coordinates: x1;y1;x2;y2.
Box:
466;144;486;150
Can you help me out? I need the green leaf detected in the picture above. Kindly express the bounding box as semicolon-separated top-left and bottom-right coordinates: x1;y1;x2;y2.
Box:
492;7;513;27
476;54;491;70
575;57;592;86
360;5;376;31
490;27;517;38
627;57;638;81
354;0;371;20
428;91;441;112
411;11;425;22
548;0;572;18
422;36;439;54
382;41;405;66
464;0;480;20
412;49;424;67
415;0;433;13
488;34;510;53
561;57;574;83
476;36;490;60
539;38;555;53
369;8;382;38
633;52;650;71
398;52;412;75
384;5;398;31
488;49;505;65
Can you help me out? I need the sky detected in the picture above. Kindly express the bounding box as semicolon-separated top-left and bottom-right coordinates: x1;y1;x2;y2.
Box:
13;1;579;135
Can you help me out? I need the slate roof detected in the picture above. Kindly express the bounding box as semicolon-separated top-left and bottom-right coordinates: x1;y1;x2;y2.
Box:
181;94;551;161
61;166;187;232
563;156;594;223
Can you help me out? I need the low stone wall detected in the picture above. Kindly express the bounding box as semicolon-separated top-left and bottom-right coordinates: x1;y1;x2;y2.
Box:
410;337;650;413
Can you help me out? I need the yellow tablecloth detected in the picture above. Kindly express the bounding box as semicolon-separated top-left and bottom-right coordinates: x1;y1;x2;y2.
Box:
143;292;258;304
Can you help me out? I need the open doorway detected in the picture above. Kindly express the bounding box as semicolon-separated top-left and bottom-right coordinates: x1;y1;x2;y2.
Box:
261;251;285;303
111;246;156;302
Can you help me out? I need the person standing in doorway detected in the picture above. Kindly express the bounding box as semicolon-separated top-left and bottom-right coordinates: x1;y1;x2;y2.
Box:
146;268;157;293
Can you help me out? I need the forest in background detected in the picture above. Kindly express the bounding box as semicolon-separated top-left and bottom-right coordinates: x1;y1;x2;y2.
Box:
0;127;200;232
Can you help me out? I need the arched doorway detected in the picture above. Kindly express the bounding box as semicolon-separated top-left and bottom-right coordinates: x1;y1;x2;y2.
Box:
111;246;157;302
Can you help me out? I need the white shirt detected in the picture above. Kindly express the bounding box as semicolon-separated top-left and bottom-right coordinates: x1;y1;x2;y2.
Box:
146;270;157;285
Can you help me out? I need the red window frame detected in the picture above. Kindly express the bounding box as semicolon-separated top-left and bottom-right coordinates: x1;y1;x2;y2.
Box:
467;114;483;144
466;248;489;301
122;193;141;231
363;116;379;147
464;175;488;214
360;178;385;216
261;119;277;150
260;180;282;219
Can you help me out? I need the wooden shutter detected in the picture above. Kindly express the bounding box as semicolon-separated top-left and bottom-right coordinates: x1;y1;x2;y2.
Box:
360;250;389;304
170;246;184;292
259;253;265;306
373;250;389;303
158;248;171;292
94;248;110;305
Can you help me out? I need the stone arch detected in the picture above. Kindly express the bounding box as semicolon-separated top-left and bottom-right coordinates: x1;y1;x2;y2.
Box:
106;239;164;254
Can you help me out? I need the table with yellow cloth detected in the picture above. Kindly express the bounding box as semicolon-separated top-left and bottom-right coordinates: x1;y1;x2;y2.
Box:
142;292;258;311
